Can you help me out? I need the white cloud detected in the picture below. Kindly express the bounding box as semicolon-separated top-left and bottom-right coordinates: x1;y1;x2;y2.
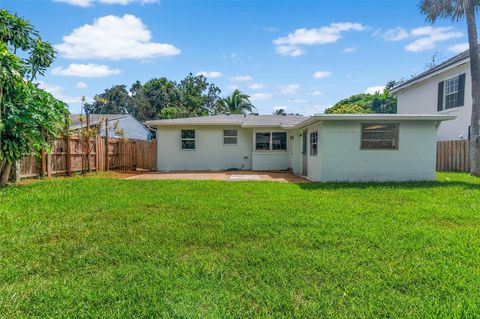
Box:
76;81;87;88
249;83;267;89
313;70;332;79
54;0;158;6
341;46;357;53
308;90;323;96
373;27;409;41
54;0;91;6
196;71;223;78
273;22;365;56
280;84;300;95
288;99;307;104
275;45;306;57
364;86;385;94
374;26;464;52
405;26;463;52
37;81;85;104
273;105;287;110
55;14;180;60
230;75;252;82
52;64;122;77
250;93;272;101
448;42;469;54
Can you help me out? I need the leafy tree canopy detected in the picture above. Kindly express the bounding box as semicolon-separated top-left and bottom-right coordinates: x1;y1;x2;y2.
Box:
325;81;397;114
89;73;223;121
0;9;67;186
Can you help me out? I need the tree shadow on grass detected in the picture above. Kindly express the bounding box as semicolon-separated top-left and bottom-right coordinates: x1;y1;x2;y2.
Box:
297;179;480;191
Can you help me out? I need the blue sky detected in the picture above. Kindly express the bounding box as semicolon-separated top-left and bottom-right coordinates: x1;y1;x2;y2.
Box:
4;0;471;115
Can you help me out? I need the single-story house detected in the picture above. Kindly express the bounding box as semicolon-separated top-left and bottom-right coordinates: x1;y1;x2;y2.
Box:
70;114;152;140
146;113;454;182
391;49;476;141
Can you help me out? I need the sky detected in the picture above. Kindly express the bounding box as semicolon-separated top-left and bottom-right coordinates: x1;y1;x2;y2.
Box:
3;0;472;115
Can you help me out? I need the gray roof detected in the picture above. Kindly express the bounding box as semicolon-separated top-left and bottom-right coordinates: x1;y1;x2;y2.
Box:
69;114;129;129
391;49;472;93
146;114;309;128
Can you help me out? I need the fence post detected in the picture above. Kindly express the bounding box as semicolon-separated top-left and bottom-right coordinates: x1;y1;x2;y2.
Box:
105;118;109;171
66;136;72;176
40;146;46;177
47;152;52;177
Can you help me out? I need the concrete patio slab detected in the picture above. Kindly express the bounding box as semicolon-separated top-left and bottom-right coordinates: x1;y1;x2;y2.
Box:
126;171;308;183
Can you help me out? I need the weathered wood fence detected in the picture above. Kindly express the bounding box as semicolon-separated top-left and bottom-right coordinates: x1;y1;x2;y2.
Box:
436;139;470;172
18;137;157;179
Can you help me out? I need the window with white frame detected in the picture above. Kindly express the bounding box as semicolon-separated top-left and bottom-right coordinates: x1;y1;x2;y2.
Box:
255;132;287;151
223;130;238;145
309;131;318;156
444;76;459;110
181;129;195;150
361;123;399;150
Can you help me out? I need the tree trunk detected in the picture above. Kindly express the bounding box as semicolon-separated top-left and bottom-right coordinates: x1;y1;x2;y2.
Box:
466;2;480;176
0;161;12;187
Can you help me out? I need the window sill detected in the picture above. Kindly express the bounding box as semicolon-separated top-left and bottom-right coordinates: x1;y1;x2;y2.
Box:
253;150;288;154
438;106;462;113
180;149;196;151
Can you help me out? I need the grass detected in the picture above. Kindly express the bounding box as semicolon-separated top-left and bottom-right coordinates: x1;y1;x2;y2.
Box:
1;173;480;318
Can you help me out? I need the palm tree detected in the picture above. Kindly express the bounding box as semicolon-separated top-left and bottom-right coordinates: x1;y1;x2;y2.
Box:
216;89;256;114
419;0;480;176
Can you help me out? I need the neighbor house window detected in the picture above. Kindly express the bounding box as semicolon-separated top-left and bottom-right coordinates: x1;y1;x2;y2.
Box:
309;131;318;156
255;132;287;151
361;124;399;150
223;130;238;145
181;129;195;150
445;76;459;109
438;74;465;111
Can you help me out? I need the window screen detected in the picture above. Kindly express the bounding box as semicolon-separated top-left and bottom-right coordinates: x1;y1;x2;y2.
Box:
361;124;399;150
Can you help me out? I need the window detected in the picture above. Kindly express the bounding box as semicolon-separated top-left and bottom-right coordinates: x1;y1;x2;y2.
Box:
255;132;271;150
181;129;195;150
438;74;465;111
272;132;287;150
255;132;287;151
361;124;399;150
223;130;238;145
309;131;318;156
444;76;459;109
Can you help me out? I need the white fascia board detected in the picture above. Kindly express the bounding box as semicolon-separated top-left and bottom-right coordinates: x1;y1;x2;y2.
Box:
390;58;469;94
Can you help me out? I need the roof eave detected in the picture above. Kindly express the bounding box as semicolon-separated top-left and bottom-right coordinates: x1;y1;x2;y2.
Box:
390;57;469;94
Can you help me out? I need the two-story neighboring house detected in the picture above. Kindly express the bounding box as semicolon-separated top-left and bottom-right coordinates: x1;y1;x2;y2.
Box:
391;50;473;141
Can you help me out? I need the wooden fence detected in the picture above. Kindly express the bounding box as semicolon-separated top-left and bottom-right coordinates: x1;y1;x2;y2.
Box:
18;137;156;179
436;139;470;172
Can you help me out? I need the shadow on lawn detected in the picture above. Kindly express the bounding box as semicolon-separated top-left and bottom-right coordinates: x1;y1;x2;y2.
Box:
297;180;480;191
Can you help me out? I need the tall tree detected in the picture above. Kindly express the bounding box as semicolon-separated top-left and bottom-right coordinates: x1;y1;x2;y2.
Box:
274;108;286;115
216;89;256;114
178;73;221;117
0;10;67;186
419;0;480;175
88;85;133;115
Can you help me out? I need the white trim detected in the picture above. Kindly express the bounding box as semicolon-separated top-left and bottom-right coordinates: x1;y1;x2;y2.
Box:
390;58;469;94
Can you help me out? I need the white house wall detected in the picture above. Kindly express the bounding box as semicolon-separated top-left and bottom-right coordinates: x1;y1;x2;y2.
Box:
313;121;437;182
156;126;253;171
396;63;471;141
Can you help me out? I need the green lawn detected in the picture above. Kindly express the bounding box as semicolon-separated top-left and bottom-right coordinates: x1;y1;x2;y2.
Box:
1;173;480;318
